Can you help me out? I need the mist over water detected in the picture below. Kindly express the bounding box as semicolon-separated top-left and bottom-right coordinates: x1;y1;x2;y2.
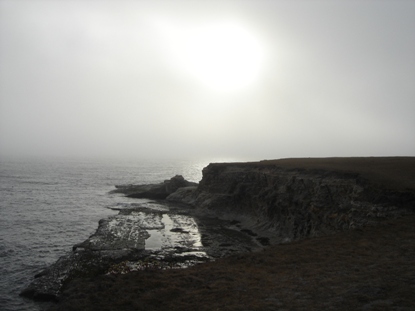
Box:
0;157;217;311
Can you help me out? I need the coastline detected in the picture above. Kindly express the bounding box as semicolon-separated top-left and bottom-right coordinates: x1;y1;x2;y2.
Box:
23;157;415;310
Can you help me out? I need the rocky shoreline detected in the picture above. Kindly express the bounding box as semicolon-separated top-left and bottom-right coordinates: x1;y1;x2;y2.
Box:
20;176;267;301
21;157;415;310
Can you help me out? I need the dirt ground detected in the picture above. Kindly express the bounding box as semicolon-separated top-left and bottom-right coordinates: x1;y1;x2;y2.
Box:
49;157;415;311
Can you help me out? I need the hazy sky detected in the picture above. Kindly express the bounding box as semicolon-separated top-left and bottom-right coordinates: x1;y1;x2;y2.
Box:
1;0;414;160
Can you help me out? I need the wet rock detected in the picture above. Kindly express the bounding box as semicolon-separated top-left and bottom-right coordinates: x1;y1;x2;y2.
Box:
73;214;155;251
111;175;198;199
170;228;189;233
21;211;155;300
21;205;221;301
20;200;265;301
20;250;116;301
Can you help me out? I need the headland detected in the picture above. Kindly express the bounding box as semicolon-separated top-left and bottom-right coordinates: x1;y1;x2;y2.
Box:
23;157;415;310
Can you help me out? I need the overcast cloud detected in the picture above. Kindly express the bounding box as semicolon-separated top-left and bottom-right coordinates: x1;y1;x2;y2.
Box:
1;0;414;160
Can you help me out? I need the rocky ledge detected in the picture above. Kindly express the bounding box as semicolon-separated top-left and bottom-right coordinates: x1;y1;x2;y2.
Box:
110;175;198;199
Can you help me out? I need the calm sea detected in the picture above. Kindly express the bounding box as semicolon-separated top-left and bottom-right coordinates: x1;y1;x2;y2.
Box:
0;157;220;311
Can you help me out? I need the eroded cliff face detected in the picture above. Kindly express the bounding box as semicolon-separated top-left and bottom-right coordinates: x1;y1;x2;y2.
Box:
189;163;415;242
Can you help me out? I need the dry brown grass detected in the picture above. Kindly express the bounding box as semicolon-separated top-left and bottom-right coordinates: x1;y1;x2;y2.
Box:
255;157;415;191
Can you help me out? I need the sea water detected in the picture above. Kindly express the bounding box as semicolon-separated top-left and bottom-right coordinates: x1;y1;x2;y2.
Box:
0;157;214;311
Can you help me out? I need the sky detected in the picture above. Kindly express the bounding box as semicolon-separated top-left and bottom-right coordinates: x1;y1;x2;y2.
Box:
1;0;414;161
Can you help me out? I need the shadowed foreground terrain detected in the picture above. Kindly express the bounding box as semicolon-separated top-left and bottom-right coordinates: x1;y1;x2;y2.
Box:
49;157;415;310
50;215;415;311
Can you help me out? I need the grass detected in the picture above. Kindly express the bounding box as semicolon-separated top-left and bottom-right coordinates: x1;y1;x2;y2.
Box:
256;157;415;191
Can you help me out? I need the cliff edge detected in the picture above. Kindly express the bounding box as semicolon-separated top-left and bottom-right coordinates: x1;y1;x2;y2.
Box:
169;157;415;243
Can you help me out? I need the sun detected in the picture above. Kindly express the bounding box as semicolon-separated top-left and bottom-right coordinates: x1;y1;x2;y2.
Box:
182;21;265;92
156;19;266;92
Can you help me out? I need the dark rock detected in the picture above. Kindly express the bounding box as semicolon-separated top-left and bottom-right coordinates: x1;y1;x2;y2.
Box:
256;237;270;246
111;175;198;200
170;228;189;233
20;213;157;301
21;206;218;301
166;186;198;204
188;162;415;243
241;229;258;236
20;251;116;301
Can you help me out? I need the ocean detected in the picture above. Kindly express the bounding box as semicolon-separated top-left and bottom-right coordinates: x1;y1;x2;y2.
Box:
0;157;219;311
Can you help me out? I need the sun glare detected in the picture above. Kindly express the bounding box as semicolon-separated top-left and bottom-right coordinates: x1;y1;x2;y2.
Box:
155;19;266;92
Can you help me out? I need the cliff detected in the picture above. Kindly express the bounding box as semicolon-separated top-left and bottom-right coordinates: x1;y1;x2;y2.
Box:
169;157;415;243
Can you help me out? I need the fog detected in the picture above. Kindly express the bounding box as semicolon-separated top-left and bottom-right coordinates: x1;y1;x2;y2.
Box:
1;0;414;161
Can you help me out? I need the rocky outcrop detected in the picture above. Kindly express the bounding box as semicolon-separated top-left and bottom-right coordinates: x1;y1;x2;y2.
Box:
171;162;415;243
111;175;198;199
20;212;153;300
19;249;117;301
20;205;210;301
